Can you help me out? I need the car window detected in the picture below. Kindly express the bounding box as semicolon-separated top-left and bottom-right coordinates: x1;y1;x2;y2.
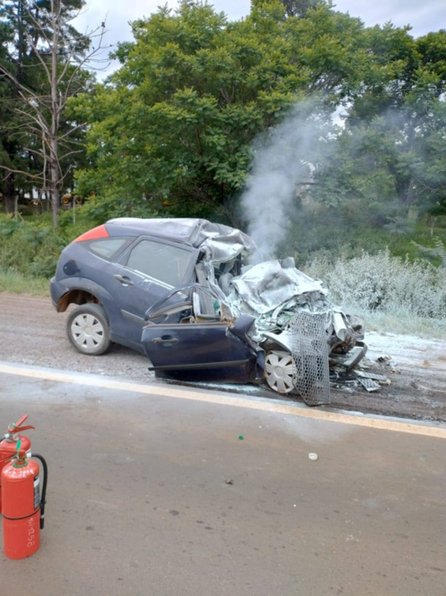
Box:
126;239;193;286
88;238;129;259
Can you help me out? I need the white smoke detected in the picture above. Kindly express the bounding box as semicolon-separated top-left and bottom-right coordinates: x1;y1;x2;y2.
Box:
241;99;333;263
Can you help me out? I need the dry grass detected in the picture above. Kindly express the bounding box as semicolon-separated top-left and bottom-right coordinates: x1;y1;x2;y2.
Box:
0;270;50;296
305;250;446;339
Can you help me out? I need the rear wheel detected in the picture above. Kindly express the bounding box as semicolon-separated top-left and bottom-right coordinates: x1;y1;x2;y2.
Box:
264;350;296;394
66;303;111;355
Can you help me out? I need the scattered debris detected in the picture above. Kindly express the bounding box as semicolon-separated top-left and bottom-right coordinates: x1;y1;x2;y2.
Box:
330;355;393;394
377;355;392;363
357;377;381;393
354;370;390;383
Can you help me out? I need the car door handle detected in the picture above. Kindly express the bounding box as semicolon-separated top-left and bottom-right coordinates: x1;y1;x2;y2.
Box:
113;274;133;286
152;336;179;345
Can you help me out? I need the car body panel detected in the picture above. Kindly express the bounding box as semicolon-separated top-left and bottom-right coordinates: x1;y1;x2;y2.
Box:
142;321;255;371
51;224;201;351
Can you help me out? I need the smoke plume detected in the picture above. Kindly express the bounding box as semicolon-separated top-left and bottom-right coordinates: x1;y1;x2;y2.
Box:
240;99;333;263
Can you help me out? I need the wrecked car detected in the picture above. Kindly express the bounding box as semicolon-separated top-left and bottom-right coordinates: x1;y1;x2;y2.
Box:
50;217;366;403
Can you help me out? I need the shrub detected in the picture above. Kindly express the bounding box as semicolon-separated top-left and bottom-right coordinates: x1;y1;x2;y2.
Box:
306;249;446;321
0;214;67;278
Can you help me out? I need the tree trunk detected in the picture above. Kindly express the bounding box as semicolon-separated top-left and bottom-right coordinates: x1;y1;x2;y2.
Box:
50;142;60;227
50;0;61;229
2;173;16;215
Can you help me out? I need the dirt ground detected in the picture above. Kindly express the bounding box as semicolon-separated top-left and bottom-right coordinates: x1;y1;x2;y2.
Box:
0;292;445;422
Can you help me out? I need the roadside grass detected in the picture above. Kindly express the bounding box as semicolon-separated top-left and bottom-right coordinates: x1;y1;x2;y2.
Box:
0;270;50;296
351;309;445;340
305;250;446;340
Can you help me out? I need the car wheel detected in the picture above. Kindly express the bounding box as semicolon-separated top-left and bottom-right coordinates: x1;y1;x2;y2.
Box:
264;350;297;394
66;303;111;355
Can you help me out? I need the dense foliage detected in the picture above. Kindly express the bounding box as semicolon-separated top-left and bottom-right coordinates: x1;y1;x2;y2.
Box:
74;1;378;221
0;0;445;287
71;3;445;221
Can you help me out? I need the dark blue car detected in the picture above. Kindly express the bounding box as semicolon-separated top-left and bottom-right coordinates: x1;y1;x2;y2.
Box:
51;217;366;401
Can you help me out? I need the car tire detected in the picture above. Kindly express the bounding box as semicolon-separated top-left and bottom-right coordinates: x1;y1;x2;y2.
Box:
66;303;111;355
264;350;297;394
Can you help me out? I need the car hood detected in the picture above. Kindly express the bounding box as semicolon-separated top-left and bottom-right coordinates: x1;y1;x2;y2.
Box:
227;259;328;317
218;258;363;351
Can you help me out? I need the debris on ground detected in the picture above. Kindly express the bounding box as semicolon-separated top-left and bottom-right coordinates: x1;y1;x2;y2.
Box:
330;354;393;394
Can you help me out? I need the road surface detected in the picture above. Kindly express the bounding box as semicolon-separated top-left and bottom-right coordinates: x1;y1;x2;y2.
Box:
0;363;445;595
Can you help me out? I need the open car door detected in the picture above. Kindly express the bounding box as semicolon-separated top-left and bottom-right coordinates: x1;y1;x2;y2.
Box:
141;286;256;375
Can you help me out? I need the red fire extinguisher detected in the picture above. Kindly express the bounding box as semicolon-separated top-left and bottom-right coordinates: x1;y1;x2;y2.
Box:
0;414;34;514
2;440;48;560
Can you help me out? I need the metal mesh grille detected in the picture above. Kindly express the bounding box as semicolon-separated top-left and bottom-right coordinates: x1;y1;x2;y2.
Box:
290;311;331;405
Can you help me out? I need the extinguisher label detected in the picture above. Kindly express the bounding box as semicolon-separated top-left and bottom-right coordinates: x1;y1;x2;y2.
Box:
34;475;40;510
27;516;37;550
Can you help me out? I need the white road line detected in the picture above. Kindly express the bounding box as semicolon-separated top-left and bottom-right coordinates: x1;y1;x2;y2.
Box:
1;362;446;439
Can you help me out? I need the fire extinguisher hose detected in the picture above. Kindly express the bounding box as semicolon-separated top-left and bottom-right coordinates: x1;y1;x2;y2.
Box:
32;454;48;530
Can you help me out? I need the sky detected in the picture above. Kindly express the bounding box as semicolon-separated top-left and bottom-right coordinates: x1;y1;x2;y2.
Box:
74;0;445;74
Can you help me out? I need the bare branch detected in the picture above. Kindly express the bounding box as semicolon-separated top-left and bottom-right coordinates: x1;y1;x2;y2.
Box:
58;122;87;141
0;2;107;227
0;64;42;105
58;148;85;160
0;164;44;182
58;25;108;89
14;104;50;135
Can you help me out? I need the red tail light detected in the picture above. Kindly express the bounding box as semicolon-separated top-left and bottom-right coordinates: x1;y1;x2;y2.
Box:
74;225;109;243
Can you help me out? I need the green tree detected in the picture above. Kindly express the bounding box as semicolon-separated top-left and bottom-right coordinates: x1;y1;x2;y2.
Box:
75;0;372;222
280;0;327;18
313;28;446;225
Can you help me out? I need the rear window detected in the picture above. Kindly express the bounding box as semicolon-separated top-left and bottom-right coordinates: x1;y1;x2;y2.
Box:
88;238;129;259
126;239;193;286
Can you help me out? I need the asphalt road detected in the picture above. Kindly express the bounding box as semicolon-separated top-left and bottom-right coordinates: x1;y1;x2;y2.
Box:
0;363;445;596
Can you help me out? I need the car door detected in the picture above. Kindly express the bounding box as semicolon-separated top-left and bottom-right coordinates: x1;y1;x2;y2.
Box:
142;321;254;371
109;237;197;348
141;287;255;371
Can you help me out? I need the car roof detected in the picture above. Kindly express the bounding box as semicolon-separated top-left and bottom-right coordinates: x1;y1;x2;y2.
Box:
105;218;204;244
105;218;251;251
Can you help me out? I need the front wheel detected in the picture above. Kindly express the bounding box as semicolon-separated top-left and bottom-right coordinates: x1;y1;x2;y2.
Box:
66;303;111;355
264;350;297;394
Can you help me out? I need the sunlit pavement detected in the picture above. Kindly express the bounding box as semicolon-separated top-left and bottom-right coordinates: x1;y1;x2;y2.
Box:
1;362;445;596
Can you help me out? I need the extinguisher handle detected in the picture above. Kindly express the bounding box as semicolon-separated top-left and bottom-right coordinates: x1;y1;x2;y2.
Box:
12;425;35;434
8;414;29;431
13;414;29;428
7;415;34;435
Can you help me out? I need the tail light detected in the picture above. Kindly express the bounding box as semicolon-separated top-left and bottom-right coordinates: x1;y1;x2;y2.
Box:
74;225;109;243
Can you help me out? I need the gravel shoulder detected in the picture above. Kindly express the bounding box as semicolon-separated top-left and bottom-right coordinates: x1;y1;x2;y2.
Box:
1;292;445;421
